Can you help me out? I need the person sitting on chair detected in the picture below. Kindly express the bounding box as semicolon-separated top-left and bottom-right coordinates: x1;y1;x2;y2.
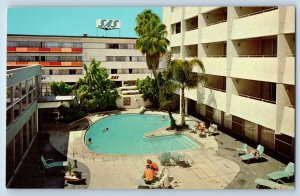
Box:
251;149;260;157
142;165;155;184
147;159;159;172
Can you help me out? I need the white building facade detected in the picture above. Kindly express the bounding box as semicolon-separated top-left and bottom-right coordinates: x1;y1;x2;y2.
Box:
7;35;165;94
163;6;295;161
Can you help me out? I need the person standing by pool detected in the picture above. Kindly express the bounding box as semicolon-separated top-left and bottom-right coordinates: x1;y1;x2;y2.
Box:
103;127;109;132
142;165;155;184
87;138;92;144
147;159;159;172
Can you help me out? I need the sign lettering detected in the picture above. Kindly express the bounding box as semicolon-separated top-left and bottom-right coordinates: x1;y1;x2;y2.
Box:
96;19;121;29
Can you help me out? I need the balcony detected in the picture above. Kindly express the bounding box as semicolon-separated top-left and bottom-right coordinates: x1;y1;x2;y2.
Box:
184;29;198;45
230;94;277;130
231;9;279;40
199;57;227;76
279;106;295;137
201;22;227;43
46;75;83;83
283;7;295;34
171;8;183;23
170;33;182;47
184;7;199;19
231;57;278;82
198;87;226;112
7;61;83;67
101;61;147;69
174;88;198;102
283;57;295;85
201;7;222;14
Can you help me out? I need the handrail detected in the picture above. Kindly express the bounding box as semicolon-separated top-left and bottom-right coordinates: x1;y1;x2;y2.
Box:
206;19;227;27
204;86;226;92
186;26;198;31
238;7;278;19
236;54;277;57
233;92;276;104
204;55;226;58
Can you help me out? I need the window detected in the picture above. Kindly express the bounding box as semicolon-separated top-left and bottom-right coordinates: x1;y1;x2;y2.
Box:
41;56;45;62
49;70;53;75
107;44;119;49
106;56;114;61
69;69;76;75
111;69;117;74
129;69;133;74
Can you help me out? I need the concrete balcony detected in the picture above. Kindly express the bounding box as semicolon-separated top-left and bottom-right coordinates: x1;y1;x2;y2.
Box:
283;57;295;85
230;94;277;130
44;74;83;83
279;106;295;137
198;87;226;112
283;6;295;34
174;87;198;102
198;57;227;76
231;57;278;82
170;33;182;47
184;7;199;19
101;61;147;69
231;9;279;40
184;29;199;45
201;22;227;43
171;8;183;23
201;7;222;14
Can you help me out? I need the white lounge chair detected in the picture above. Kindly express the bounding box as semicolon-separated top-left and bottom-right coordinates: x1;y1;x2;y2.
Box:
137;173;170;189
41;155;68;169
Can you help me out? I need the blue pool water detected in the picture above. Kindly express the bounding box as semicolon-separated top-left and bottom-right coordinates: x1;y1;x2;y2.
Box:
85;114;200;155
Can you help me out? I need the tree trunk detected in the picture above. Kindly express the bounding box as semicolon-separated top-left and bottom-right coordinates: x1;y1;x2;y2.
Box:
180;86;185;126
152;68;160;90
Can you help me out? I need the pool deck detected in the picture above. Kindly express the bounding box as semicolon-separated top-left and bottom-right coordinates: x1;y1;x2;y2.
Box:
44;109;290;189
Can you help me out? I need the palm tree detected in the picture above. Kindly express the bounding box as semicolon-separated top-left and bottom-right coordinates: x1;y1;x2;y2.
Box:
167;58;206;126
135;9;169;89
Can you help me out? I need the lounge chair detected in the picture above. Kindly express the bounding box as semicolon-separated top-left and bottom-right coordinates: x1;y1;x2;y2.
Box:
240;144;265;163
137;173;170;189
255;178;294;189
235;143;248;155
267;162;295;181
139;106;147;114
155;166;170;179
41;155;68;169
207;124;217;136
171;152;190;167
158;152;176;166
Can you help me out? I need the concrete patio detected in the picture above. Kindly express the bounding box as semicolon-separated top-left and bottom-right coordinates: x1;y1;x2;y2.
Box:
43;110;290;189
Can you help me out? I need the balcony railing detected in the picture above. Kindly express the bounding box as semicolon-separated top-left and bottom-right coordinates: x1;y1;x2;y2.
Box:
238;7;278;19
206;19;227;26
233;92;276;104
186;26;198;31
237;54;277;57
205;55;226;58
205;86;226;92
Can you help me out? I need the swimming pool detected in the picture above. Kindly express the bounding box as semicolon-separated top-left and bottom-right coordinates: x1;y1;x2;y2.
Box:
85;114;200;155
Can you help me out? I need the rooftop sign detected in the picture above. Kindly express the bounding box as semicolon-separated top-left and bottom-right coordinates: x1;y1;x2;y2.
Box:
96;19;121;30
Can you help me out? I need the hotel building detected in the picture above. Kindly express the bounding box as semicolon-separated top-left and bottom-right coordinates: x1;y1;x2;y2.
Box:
6;65;41;186
163;6;295;161
7;35;165;94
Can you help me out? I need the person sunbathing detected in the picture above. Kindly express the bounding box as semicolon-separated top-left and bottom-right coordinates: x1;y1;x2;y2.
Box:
142;165;155;184
147;159;159;172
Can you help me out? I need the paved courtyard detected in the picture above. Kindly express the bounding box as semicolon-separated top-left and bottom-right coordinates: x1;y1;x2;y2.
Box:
11;110;293;189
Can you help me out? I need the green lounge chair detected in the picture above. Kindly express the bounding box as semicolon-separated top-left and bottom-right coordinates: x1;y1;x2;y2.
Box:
240;144;265;163
158;152;176;166
41;155;68;169
267;162;295;181
255;178;294;189
235;143;248;155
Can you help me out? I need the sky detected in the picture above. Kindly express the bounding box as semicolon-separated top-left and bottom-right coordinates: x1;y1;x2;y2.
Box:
8;7;162;38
